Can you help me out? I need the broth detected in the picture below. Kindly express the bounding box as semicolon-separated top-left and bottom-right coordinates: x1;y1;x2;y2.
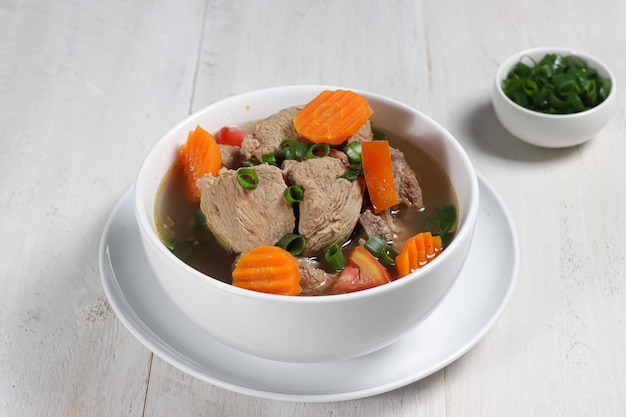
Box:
155;127;457;290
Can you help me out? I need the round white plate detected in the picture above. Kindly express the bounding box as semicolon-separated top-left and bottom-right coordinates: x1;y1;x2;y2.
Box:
99;173;519;402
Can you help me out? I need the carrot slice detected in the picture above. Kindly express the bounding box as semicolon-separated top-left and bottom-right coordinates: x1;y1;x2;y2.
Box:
178;125;222;203
232;246;302;296
395;250;411;278
361;140;400;214
293;90;373;145
395;232;444;278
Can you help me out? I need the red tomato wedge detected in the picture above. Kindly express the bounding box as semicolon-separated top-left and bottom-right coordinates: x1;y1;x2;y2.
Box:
215;126;247;147
332;246;391;294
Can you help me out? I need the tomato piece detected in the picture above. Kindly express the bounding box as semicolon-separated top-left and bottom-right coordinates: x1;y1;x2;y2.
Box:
332;246;391;294
215;126;247;147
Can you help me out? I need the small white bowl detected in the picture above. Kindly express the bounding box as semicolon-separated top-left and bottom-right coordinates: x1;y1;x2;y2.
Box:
134;85;479;363
493;47;617;148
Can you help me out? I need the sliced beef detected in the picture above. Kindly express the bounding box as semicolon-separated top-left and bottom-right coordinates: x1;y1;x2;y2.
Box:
284;155;364;257
218;144;247;170
198;164;295;254
359;209;404;249
346;120;373;143
359;209;397;244
240;106;304;162
298;259;338;296
390;147;424;209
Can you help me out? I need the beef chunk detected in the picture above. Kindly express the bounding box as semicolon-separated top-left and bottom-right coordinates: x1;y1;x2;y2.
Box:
359;209;397;244
346;120;374;143
218;144;247;170
298;259;338;296
358;209;405;249
284;156;364;256
240;106;304;161
198;164;295;254
390;147;424;209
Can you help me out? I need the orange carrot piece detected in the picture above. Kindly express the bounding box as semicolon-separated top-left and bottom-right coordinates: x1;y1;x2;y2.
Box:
396;232;443;278
414;233;426;265
178;125;222;203
431;235;443;253
361;140;400;214
293;90;373;145
395;250;410;278
405;237;418;271
232;246;302;296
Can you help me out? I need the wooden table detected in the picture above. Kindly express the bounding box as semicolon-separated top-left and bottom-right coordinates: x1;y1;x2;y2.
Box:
2;0;624;415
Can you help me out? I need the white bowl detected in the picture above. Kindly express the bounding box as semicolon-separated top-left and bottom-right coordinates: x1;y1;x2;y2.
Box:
134;85;479;363
493;47;617;148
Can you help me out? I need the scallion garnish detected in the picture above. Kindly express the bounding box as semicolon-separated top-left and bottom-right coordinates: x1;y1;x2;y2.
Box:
191;210;212;245
372;126;386;140
338;164;363;181
502;53;612;114
425;204;457;248
165;239;194;262
276;233;307;256
324;243;346;271
261;153;278;166
236;168;259;190
279;138;311;160
343;141;362;164
305;143;330;159
284;184;304;203
363;235;398;268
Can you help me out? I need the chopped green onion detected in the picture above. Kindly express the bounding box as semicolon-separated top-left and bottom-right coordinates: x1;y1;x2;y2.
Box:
343;141;362;164
338;164;363;181
261;153;278;166
279;139;298;160
276;233;307;256
279;138;310;160
280;138;298;148
191;210;212;245
372;126;386;140
165;239;194;262
237;168;259;190
501;53;612;114
324;243;346;271
284;184;304;203
364;235;398;268
425;204;457;248
305;143;330;159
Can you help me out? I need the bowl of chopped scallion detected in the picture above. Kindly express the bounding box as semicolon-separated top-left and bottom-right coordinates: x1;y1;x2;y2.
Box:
493;47;617;148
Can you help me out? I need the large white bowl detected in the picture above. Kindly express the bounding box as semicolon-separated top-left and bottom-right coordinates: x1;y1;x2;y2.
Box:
134;85;479;363
493;47;617;148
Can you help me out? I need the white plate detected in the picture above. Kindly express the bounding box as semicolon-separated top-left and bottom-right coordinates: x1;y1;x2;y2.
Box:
99;173;519;402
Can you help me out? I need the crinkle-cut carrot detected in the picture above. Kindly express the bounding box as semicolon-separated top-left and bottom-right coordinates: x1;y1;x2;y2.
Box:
293;90;373;145
361;140;400;214
178;125;222;203
395;232;443;277
232;246;302;296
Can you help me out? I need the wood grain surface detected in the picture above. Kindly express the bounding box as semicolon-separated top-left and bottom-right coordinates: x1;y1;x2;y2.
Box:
1;0;624;415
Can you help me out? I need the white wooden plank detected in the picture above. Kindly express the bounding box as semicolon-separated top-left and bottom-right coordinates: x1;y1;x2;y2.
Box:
0;0;205;415
1;0;626;415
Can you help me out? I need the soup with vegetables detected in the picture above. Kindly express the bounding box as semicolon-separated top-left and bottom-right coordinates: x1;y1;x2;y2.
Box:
155;90;457;296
